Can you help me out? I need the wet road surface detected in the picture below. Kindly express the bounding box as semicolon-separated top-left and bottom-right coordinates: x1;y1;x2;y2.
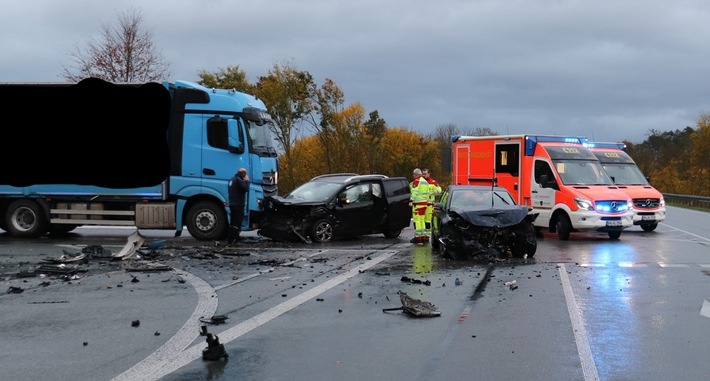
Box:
2;205;710;381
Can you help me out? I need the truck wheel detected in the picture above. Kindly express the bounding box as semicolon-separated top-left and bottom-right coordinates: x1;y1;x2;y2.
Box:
608;230;621;240
5;200;48;238
310;219;335;243
186;200;227;241
555;215;572;241
383;228;402;239
641;222;658;232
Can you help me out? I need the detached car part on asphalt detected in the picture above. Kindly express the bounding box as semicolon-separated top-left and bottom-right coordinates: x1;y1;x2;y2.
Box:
257;173;411;243
431;185;539;259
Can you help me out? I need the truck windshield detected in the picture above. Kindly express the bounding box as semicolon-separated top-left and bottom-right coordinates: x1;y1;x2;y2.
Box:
555;160;614;185
246;120;278;157
601;164;650;185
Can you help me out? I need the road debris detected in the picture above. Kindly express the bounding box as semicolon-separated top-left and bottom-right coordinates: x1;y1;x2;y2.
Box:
202;333;228;361
199;315;228;325
382;291;441;317
112;231;145;261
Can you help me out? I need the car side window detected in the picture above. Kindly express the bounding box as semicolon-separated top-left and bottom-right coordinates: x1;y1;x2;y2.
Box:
343;183;371;204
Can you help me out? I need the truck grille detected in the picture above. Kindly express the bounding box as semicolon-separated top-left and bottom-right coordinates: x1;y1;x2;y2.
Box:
261;171;277;197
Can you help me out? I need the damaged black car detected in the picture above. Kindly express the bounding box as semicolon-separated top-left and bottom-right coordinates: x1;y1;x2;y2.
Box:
257;173;411;243
431;185;539;259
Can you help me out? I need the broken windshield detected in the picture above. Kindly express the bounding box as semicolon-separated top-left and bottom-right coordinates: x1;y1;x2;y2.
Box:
286;182;341;202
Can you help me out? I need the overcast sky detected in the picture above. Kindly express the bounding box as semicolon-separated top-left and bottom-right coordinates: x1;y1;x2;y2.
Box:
2;1;709;143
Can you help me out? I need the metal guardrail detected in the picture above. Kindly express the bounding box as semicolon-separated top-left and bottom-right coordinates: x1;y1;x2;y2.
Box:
663;193;710;211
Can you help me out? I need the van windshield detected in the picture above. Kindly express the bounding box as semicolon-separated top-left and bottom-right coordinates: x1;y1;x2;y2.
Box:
555;160;614;185
601;164;650;185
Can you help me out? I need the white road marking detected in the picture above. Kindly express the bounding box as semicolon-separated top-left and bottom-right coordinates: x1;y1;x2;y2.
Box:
701;300;710;319
660;222;710;242
112;249;399;381
110;270;218;381
558;263;600;381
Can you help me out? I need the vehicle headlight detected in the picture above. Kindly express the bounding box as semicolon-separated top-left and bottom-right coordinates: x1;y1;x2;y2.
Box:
660;196;665;207
574;197;594;211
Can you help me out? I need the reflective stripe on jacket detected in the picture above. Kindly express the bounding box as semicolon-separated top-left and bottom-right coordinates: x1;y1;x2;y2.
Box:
410;176;430;205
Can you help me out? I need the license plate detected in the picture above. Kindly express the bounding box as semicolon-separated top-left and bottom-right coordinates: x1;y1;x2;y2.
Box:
641;215;655;221
606;220;622;227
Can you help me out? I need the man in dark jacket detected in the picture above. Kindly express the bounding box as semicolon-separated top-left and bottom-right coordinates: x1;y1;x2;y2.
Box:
227;167;249;244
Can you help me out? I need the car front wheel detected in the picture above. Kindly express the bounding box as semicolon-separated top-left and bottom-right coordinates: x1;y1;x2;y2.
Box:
310;219;335;243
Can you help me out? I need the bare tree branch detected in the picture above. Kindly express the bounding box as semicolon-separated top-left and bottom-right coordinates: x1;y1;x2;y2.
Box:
61;8;170;83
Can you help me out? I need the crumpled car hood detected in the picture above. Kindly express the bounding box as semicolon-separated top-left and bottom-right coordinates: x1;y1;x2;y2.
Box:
265;195;327;208
449;206;530;228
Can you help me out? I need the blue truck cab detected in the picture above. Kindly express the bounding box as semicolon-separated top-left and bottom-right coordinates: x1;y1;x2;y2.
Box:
0;80;278;240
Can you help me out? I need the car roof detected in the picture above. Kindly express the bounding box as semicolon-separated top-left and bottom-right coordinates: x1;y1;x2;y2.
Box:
309;173;389;184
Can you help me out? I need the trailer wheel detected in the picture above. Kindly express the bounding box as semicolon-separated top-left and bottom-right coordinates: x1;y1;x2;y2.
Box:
186;200;227;241
5;200;48;238
555;214;572;241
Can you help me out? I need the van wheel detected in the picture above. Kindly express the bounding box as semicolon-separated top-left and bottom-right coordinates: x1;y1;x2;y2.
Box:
5;200;48;238
186;200;227;241
310;219;335;243
641;222;657;232
556;215;571;241
608;230;621;240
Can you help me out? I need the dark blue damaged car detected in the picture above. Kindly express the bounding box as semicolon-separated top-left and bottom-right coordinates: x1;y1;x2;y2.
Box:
431;185;539;259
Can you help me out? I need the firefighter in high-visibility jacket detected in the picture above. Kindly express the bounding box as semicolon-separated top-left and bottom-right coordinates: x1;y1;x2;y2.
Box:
422;168;442;239
409;168;431;244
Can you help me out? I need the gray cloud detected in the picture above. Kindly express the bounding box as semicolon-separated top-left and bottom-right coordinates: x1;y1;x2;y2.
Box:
2;0;708;143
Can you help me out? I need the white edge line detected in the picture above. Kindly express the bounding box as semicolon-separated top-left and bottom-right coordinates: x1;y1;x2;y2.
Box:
558;263;600;381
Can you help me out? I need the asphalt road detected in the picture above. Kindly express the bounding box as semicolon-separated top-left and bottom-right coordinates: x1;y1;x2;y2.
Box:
2;205;710;381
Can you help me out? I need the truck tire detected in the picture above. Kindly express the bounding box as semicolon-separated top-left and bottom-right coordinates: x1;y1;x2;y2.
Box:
555;214;572;241
5;199;48;238
186;200;227;241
